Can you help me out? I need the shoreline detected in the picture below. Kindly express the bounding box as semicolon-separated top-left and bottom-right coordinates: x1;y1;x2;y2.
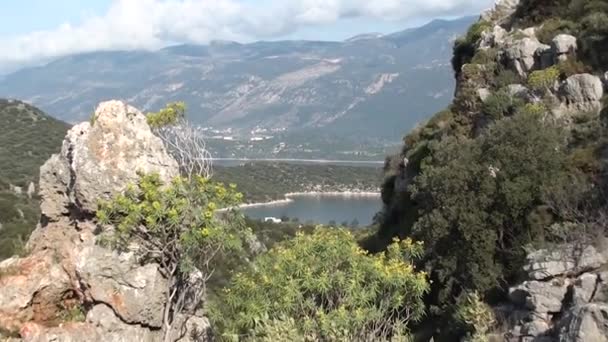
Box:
237;190;381;209
212;158;384;165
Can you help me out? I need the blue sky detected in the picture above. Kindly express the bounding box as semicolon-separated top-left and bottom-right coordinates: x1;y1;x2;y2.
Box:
1;0;111;36
0;0;493;72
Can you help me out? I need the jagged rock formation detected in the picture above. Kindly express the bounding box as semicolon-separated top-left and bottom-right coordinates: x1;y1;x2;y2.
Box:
502;241;608;341
0;101;205;341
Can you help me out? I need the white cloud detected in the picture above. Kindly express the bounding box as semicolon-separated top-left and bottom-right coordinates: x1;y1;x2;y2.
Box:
0;0;493;70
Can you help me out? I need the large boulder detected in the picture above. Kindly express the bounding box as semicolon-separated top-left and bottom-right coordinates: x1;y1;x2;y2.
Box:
38;100;178;220
551;34;577;63
479;25;508;49
75;246;167;328
509;280;570;313
524;243;608;280
0;252;73;333
558;304;608;342
505;37;551;77
556;74;604;117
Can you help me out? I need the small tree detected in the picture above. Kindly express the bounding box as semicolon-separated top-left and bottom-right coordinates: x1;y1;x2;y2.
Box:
527;66;560;93
148;102;213;179
97;174;251;342
213;228;429;341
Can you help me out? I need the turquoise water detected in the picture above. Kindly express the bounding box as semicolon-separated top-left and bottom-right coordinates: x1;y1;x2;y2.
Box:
241;194;382;226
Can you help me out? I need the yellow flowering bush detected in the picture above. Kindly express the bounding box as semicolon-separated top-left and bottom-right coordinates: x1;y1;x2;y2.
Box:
97;173;251;340
213;228;429;341
146;101;186;128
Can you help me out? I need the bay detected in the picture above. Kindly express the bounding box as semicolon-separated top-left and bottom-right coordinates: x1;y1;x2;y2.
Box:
241;193;382;226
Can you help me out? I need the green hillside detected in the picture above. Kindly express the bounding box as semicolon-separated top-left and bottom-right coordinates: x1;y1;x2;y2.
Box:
0;99;69;260
214;162;381;203
370;0;608;339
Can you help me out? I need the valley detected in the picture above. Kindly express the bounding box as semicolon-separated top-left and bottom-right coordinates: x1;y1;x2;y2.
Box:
0;17;475;158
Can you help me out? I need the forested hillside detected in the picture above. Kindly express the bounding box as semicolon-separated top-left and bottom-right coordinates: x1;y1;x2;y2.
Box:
370;0;608;339
0;99;69;259
214;162;381;203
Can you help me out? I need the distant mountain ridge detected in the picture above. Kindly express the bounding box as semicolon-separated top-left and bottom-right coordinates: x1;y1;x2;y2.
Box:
0;16;475;141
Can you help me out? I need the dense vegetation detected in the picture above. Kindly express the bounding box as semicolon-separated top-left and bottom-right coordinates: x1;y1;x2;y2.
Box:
512;0;608;70
98;174;251;342
371;1;608;339
0;99;69;260
214;162;381;203
212;229;428;341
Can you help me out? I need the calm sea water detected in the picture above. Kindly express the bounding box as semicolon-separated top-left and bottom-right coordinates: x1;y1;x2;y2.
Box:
241;194;382;226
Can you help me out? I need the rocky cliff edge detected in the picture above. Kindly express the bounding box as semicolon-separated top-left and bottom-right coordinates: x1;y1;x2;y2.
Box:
0;101;205;341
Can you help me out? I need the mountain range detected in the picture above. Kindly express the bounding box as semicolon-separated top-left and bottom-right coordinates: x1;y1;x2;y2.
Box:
0;16;475;142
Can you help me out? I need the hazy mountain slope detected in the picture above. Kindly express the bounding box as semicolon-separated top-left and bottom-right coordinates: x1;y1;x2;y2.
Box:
0;99;69;259
0;17;475;140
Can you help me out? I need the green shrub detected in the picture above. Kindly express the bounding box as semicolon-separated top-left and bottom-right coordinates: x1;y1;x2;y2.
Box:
569;146;602;174
146;102;186;129
455;292;496;342
494;68;523;89
98;173;251;341
482;90;525;120
528;66;560;92
557;59;591;77
59;303;86;323
453;86;482;114
213;228;429;341
461;64;491;86
471;48;498;65
410;112;569;307
579;12;608;69
453;21;492;76
518;102;548;117
536;18;578;44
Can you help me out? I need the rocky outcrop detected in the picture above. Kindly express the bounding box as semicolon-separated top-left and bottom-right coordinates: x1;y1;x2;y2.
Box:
480;25;508;50
555;74;604;117
38;100;178;220
523;243;608;281
505;37;551;77
551;34;577;64
558;304;608;342
502;241;608;341
481;0;521;24
0;101;206;341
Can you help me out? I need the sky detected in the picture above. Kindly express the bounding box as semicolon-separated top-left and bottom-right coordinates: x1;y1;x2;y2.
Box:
0;0;495;73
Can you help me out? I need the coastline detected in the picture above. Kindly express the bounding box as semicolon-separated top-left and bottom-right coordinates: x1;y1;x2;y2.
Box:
237;190;381;209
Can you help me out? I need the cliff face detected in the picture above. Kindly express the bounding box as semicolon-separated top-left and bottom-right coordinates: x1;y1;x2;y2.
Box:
0;101;204;341
376;0;608;340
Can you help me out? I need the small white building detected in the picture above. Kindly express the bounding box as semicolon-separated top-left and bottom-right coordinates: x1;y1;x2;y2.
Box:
264;217;282;224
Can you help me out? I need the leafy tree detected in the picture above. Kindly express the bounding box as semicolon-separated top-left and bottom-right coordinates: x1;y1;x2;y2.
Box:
147;102;186;129
213;228;429;341
482;89;525;120
97;173;251;342
410;112;569;307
